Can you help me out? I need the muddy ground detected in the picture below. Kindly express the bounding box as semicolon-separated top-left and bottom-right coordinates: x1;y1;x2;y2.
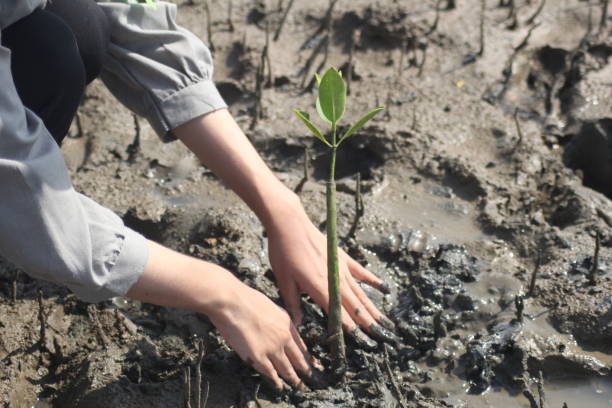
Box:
1;0;611;407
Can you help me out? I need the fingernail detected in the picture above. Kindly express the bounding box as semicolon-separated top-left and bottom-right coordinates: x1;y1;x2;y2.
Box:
378;316;396;331
351;328;378;350
369;323;401;345
379;282;391;295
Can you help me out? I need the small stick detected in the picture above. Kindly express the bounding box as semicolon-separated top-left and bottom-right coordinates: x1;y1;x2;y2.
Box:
67;110;84;139
383;90;392;120
586;0;594;37
204;1;215;53
398;37;408;78
417;43;428;77
11;273;17;305
301;0;338;90
599;0;609;34
347;173;364;238
528;250;541;297
294;147;310;194
411;104;418;130
506;0;518;29
264;22;273;87
227;0;234;32
273;0;295;41
537;370;546;408
588;231;600;285
250;22;271;130
382;346;408;408
462;0;486;65
514;295;524;323
525;0;546;25
37;289;47;351
195;339;207;408
299;37;327;88
185;365;192;408
512;108;524;152
126;114;141;163
346;29;358;95
523;389;539;408
426;0;443;36
478;0;486;57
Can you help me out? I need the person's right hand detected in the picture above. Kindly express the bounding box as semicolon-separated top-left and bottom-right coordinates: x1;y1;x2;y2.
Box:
209;282;315;389
126;240;315;390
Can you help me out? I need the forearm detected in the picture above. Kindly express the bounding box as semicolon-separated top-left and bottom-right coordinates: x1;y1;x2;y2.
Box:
126;240;239;319
173;109;302;229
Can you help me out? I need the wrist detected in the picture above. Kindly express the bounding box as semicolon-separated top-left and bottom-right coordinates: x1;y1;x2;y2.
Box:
256;184;305;230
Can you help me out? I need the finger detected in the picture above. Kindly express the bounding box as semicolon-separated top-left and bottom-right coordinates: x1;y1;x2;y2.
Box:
340;275;378;331
290;325;323;371
270;352;304;390
345;255;390;294
278;278;304;325
285;340;312;378
347;274;385;322
307;281;359;334
251;358;283;390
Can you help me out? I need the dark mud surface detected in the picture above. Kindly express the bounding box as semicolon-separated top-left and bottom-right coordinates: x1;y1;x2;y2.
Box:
1;1;611;407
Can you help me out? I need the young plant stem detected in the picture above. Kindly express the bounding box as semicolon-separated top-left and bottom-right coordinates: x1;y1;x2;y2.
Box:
327;132;346;372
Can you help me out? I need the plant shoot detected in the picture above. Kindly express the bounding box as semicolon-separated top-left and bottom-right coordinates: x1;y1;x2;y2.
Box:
293;67;383;370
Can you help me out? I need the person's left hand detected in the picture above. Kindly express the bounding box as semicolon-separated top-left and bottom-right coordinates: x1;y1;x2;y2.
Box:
266;202;395;343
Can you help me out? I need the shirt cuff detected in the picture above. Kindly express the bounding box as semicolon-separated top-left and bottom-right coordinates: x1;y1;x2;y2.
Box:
69;227;149;303
148;79;228;143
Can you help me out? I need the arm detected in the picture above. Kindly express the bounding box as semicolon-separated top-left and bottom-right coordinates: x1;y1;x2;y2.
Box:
0;33;148;303
173;110;393;339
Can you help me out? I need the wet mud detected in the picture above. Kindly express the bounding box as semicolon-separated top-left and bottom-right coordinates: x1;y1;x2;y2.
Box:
1;1;611;407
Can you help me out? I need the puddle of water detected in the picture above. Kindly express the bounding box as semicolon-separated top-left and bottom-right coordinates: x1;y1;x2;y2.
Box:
367;174;487;244
443;377;612;408
544;377;612;408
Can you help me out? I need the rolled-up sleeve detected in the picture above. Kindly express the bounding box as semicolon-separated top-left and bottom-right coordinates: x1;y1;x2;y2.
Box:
0;37;149;302
97;0;227;142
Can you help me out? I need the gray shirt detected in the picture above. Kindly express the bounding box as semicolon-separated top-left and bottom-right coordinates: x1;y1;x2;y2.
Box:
0;0;227;302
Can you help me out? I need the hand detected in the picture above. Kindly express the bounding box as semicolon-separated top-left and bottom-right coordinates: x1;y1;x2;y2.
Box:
127;240;315;389
266;202;394;342
209;281;315;390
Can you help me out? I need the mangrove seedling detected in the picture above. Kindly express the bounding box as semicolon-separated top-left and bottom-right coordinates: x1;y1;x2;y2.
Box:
293;67;383;372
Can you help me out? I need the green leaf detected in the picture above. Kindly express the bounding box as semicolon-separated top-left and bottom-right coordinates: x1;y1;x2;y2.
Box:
316;97;332;125
316;68;346;125
337;107;384;146
314;73;322;85
293;109;332;147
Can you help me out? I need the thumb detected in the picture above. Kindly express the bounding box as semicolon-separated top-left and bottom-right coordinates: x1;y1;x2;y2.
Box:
279;278;303;326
